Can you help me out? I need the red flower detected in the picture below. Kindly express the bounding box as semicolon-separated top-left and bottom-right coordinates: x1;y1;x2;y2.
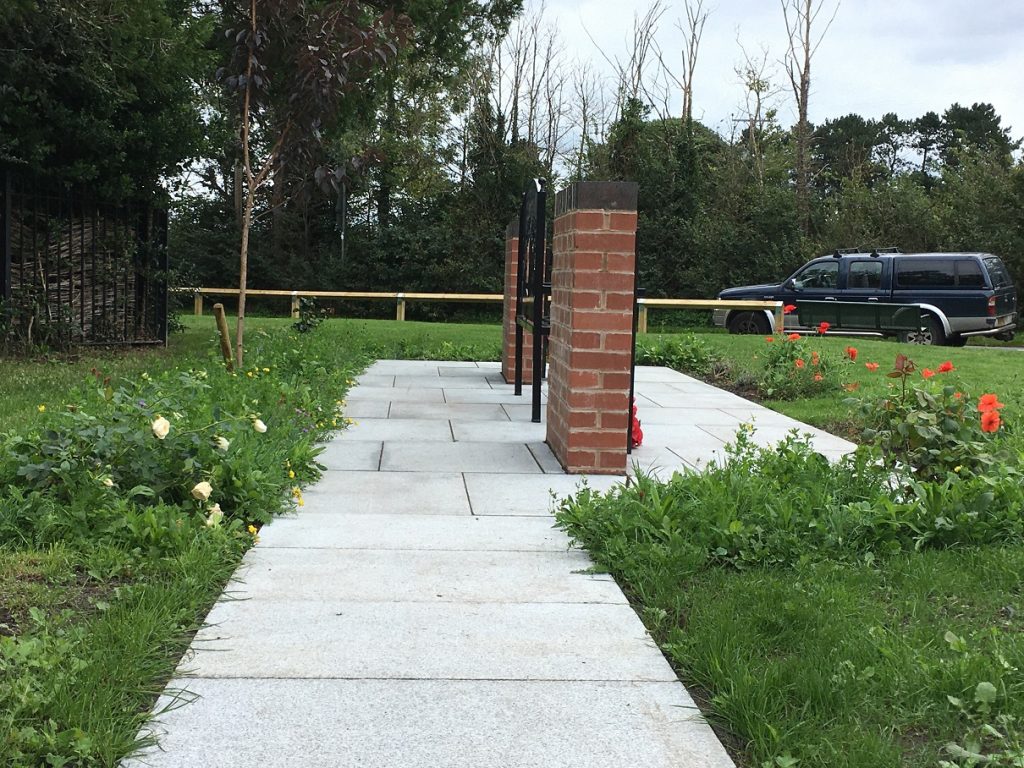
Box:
817;321;830;335
954;392;963;399
865;362;879;372
977;393;1005;412
787;333;801;341
783;304;797;315
765;336;775;343
631;399;644;448
811;351;820;366
921;368;935;379
937;361;955;373
813;373;823;382
845;346;858;361
795;358;806;369
981;409;1001;433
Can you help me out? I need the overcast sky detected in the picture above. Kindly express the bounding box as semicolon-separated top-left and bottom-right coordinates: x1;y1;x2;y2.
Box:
542;0;1024;140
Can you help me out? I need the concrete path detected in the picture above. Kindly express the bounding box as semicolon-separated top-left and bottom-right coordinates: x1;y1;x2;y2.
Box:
125;361;854;768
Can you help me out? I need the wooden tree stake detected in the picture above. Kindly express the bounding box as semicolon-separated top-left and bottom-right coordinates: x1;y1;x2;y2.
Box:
213;303;234;371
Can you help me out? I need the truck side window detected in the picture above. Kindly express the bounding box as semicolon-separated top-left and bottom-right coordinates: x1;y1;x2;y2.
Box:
956;260;985;287
848;261;883;289
896;259;955;288
794;261;838;289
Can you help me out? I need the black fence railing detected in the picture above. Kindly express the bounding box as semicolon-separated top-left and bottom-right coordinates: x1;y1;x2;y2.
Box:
513;178;550;423
0;168;168;346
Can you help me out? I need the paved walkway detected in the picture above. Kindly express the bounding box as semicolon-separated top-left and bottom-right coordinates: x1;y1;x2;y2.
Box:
126;361;854;768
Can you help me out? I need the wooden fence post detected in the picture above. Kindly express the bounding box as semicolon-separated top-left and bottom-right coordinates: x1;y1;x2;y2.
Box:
194;292;203;316
290;292;300;319
396;293;406;321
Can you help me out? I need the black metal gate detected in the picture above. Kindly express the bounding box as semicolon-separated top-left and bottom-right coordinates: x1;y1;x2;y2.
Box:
0;168;168;347
513;179;550;423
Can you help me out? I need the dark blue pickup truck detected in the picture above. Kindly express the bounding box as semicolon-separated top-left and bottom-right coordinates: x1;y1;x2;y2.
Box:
713;251;1018;346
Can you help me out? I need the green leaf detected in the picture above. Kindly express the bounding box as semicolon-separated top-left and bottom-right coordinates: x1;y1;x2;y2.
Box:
974;681;997;704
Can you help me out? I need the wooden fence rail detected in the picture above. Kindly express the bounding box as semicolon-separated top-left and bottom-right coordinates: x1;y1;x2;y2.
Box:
180;288;783;332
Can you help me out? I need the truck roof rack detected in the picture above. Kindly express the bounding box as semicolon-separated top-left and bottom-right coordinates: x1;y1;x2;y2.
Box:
832;247;861;258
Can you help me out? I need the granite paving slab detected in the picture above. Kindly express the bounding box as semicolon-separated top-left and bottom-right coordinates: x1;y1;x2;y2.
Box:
257;513;572;551
343;386;446;402
300;471;470;515
464;473;623;516
442;389;548;404
126;678;734;768
332;418;453;442
392;375;494;389
338;398;391;419
451;420;547;443
387;402;510;421
183;601;674;681
315;440;382;470
226;548;622;604
380;441;541;473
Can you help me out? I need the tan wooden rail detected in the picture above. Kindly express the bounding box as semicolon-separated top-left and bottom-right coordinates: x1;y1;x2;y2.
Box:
184;288;503;321
635;298;784;334
182;288;783;331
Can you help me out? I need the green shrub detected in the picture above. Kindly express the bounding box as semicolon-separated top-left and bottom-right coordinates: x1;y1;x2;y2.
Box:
636;333;722;375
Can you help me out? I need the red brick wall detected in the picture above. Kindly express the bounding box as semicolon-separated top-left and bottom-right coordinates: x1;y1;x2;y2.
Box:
500;226;533;384
545;190;638;474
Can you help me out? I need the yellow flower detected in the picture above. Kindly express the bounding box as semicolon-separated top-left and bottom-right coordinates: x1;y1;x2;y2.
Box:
247;524;258;536
252;418;267;433
37;404;46;413
262;367;270;373
246;371;254;378
151;416;171;439
288;470;295;479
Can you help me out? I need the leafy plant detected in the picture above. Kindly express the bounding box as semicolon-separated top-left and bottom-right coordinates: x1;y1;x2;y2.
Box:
636;333;722;375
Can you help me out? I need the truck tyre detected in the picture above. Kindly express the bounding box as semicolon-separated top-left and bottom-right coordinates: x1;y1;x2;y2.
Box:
728;311;770;335
899;314;946;345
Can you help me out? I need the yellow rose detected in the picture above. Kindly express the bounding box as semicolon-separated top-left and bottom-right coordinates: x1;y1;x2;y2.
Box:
152;416;171;439
191;481;213;501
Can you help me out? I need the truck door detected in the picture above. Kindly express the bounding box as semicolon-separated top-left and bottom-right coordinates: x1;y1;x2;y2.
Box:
842;259;888;302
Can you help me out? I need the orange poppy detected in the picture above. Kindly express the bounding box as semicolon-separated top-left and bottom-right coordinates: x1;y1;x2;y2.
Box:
978;393;1005;412
865;362;879;372
845;346;858;361
787;333;801;341
795;358;805;369
813;373;823;382
921;368;935;379
937;361;955;373
981;410;1001;433
783;304;797;314
817;321;830;335
765;336;775;343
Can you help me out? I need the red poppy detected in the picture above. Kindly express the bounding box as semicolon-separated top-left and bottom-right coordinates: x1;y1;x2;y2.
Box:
978;393;1005;412
787;333;801;341
845;346;858;361
811;351;820;365
937;361;955;373
981;409;1001;433
795;358;806;369
631;398;644;447
843;382;861;392
813;373;823;382
921;368;935;379
783;304;797;314
817;321;830;335
765;336;775;343
865;362;879;372
954;392;963;399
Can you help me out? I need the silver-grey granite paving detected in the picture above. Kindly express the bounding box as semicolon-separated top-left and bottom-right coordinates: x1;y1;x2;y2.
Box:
127;359;860;768
257;513;571;551
128;679;732;768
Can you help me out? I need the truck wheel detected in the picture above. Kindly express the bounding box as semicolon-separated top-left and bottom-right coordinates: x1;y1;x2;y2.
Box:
728;311;770;335
899;314;946;345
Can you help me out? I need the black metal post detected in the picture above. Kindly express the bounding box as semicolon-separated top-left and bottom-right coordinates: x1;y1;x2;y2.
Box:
530;179;547;423
514;192;528;397
0;170;11;302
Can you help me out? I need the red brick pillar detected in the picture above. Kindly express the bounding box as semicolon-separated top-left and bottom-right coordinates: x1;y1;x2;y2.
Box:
501;219;533;384
545;182;639;474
